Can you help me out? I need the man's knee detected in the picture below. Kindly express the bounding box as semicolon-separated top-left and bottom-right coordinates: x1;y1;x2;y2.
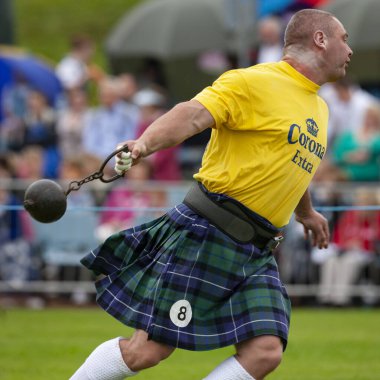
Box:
236;335;283;378
119;330;175;372
125;347;168;371
254;336;283;369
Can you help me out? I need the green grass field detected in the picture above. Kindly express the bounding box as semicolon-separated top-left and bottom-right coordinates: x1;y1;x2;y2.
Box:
0;307;379;380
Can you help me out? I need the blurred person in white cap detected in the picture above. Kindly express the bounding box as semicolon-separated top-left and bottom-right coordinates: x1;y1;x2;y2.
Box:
133;87;182;181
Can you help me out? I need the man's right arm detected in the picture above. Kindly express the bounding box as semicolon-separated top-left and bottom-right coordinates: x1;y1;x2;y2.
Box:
127;99;215;160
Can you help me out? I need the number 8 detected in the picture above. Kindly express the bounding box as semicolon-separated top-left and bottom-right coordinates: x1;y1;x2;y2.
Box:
178;306;187;321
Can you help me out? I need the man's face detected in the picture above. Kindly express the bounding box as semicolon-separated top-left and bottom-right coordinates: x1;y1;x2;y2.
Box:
325;18;353;82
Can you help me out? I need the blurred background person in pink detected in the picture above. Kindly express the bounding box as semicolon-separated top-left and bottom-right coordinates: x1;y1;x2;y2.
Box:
96;159;165;241
134;87;182;181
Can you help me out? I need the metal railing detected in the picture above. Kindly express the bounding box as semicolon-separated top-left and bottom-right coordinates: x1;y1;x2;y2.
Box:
1;179;380;304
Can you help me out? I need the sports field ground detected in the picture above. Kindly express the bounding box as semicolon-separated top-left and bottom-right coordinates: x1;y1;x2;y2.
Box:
0;307;379;379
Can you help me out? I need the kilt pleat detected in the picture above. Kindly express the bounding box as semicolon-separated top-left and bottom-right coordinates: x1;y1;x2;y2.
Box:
81;201;291;351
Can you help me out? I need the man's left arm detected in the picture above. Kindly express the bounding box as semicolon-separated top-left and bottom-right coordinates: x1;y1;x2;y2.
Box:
294;189;330;249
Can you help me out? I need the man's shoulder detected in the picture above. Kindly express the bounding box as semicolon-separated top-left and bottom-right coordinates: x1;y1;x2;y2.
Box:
246;61;282;72
235;62;284;79
216;62;280;85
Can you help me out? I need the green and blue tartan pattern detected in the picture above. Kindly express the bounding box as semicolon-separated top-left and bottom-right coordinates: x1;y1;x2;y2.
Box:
81;198;291;351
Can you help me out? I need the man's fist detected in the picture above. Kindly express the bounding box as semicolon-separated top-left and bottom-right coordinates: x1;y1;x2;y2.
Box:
114;150;132;175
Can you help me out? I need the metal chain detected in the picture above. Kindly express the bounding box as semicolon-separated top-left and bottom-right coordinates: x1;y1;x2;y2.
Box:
65;171;103;196
64;145;129;196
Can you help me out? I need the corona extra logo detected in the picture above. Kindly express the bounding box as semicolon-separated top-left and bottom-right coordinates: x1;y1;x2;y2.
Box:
287;123;325;160
306;118;319;137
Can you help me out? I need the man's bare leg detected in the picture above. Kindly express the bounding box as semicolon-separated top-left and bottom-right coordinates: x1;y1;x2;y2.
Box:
119;330;175;372
203;335;283;380
70;330;175;379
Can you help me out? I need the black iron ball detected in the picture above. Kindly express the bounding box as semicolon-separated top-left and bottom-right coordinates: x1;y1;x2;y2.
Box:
24;179;67;223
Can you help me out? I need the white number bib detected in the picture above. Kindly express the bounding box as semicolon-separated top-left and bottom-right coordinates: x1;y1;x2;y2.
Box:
169;299;192;328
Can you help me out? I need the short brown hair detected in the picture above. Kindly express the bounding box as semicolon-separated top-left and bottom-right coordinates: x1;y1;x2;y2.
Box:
284;9;335;49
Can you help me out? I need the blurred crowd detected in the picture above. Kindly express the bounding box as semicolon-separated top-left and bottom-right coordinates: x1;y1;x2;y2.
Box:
1;20;380;307
0;35;184;302
0;35;182;182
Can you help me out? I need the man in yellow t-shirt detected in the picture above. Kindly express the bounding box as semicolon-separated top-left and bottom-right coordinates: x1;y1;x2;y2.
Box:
193;61;329;227
72;9;353;380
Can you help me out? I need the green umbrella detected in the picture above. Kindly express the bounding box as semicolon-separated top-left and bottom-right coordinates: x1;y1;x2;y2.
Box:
105;0;257;100
105;0;256;59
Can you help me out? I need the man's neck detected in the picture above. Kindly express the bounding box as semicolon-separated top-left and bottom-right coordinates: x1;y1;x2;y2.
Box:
282;51;326;86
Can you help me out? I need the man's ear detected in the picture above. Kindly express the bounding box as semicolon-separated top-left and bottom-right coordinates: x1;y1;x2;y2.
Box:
314;30;327;50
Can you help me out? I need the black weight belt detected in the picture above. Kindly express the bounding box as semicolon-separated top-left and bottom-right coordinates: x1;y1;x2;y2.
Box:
183;182;281;249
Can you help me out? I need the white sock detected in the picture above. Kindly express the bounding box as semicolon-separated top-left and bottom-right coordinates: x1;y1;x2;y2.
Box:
70;337;138;380
203;356;255;380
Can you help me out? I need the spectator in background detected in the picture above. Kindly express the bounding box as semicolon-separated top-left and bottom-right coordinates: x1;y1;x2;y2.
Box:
21;91;60;178
59;155;96;208
319;77;377;147
117;73;138;103
138;58;168;89
82;77;140;161
22;91;56;147
251;16;284;64
314;188;380;306
0;112;25;153
95;159;163;241
134;87;167;134
1;72;31;121
14;145;44;181
134;87;182;181
0;75;32;153
56;35;103;91
56;88;89;158
0;155;36;286
315;102;380;182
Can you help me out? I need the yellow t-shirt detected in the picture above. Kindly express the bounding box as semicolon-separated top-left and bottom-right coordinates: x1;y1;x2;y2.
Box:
193;61;329;227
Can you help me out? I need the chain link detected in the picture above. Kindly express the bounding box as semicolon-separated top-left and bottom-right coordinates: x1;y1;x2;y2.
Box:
65;171;103;195
64;145;128;196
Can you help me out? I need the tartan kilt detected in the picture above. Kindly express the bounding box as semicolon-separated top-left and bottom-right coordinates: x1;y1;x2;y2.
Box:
81;202;291;351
